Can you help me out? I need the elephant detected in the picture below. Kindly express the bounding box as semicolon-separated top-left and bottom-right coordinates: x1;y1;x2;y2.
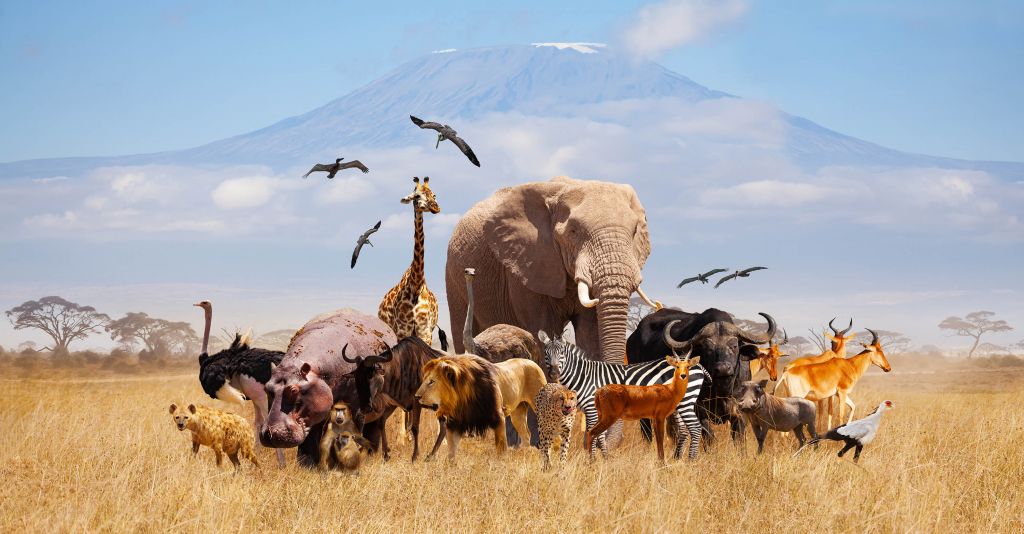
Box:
446;176;659;366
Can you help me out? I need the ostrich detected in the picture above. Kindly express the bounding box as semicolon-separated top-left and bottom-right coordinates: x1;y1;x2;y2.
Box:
195;300;287;468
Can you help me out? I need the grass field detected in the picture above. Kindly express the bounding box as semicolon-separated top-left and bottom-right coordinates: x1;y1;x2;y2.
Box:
1;367;1022;533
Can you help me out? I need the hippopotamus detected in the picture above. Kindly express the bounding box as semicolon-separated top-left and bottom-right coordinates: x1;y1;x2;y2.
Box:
260;308;397;465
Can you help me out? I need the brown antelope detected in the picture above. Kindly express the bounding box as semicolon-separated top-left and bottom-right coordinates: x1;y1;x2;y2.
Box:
778;318;856;427
775;328;891;428
784;318;856;371
586;355;700;464
750;329;788;381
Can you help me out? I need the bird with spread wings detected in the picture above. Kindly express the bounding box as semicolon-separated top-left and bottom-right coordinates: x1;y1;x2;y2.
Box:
350;220;382;269
714;266;768;289
303;157;370;179
677;268;729;288
409;115;481;167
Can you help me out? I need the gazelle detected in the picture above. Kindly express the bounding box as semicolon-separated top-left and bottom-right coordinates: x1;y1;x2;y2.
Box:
775;329;891;428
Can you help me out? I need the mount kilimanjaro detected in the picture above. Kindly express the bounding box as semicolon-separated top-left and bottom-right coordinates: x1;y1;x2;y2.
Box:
1;43;1021;180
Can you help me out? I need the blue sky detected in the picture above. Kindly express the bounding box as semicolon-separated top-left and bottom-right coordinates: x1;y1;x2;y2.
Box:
1;1;1022;353
2;0;1022;163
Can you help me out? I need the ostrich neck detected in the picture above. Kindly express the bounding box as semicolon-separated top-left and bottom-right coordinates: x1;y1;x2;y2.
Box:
463;275;476;354
407;209;425;288
201;306;211;354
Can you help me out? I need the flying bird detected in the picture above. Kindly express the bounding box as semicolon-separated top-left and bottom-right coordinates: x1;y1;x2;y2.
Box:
409;115;480;167
677;268;729;288
714;266;768;289
351;220;382;268
807;400;895;463
303;158;370;179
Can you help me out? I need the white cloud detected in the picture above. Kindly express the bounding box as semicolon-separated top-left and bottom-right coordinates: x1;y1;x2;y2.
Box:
427;212;462;238
211;177;275;210
620;0;748;58
317;175;375;205
23;210;78;230
108;171;169;203
700;180;832;207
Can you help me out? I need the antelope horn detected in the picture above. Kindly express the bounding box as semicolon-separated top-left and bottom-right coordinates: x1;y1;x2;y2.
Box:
341;343;361;364
734;312;777;344
663;320;693;355
839;318;853;336
781;329;789;345
866;328;879;346
577;280;599;308
828;317;839;335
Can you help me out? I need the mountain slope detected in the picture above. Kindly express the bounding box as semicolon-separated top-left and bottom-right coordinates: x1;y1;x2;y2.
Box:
1;44;1021;179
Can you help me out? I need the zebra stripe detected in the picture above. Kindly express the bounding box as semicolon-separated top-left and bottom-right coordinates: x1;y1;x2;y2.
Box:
548;339;707;460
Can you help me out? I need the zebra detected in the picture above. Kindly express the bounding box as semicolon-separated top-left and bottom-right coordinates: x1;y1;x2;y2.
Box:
537;325;709;460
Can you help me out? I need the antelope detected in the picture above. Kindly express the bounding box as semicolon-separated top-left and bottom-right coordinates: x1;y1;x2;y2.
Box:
775;329;891;428
784;318;856;371
585;355;700;464
778;318;856;428
750;329;788;381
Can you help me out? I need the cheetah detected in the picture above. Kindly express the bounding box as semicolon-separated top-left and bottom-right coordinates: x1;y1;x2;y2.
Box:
534;383;578;469
169;403;258;469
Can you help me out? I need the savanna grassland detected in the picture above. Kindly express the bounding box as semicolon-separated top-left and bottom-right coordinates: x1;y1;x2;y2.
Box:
1;367;1022;533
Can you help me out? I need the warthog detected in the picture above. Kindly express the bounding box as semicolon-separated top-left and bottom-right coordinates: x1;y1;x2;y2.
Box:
736;379;818;453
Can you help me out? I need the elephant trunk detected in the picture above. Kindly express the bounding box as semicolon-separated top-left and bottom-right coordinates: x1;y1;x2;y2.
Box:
583;229;641;364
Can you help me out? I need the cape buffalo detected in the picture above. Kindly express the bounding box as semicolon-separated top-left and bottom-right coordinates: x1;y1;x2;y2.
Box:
625;307;775;446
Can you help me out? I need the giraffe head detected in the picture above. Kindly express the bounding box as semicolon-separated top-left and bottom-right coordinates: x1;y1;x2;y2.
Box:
401;177;441;214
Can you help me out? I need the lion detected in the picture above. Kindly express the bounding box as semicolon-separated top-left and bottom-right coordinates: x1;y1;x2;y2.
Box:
416;354;547;461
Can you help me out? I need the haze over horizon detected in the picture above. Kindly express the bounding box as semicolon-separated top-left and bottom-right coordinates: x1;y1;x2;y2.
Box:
2;1;1021;353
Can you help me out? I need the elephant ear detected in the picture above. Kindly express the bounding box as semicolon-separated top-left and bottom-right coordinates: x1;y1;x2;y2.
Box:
625;184;652;265
483;182;567;299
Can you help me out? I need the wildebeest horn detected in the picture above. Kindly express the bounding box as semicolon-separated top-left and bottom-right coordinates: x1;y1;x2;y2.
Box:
663;320;693;354
364;344;394;365
341;343;361;364
866;328;879;346
734;313;777;344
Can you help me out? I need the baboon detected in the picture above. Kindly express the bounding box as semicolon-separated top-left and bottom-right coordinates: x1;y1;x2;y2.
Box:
319;402;362;471
332;431;373;475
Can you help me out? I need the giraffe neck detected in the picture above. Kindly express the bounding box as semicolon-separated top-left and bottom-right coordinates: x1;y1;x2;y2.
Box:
407;209;425;288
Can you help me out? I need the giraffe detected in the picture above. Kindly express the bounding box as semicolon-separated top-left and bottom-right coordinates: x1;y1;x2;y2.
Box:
378;176;442;347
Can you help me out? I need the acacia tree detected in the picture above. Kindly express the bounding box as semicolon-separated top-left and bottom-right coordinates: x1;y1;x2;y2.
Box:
6;296;110;358
939;311;1013;358
107;312;198;357
626;296;654;336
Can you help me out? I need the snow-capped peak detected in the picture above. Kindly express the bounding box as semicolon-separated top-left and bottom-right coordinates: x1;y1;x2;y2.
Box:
531;42;606;54
432;48;457;54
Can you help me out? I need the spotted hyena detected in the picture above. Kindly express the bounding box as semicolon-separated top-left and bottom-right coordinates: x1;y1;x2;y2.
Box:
169;403;258;468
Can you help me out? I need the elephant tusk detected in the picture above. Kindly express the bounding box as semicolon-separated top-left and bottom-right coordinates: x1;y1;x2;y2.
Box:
577;281;599;308
636;286;662;310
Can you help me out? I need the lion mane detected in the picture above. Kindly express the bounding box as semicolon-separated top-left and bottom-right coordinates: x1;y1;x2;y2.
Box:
421;355;503;436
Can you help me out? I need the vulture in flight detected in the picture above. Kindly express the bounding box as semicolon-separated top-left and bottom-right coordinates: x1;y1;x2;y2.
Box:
410;115;481;167
303;158;369;179
714;266;768;289
678;268;729;288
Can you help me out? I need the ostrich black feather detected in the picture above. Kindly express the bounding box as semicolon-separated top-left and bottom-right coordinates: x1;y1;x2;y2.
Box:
197;334;284;400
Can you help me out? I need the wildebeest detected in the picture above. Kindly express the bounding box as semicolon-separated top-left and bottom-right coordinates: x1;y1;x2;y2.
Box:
626;307;775;446
736;379;818;453
341;336;444;461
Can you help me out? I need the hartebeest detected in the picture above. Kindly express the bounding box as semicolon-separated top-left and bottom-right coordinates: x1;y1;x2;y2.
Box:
784;318;856;371
775;329;891;428
586;355;700;464
750;329;788;381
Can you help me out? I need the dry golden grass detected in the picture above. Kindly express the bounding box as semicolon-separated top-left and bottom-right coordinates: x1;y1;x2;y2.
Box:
1;369;1022;533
